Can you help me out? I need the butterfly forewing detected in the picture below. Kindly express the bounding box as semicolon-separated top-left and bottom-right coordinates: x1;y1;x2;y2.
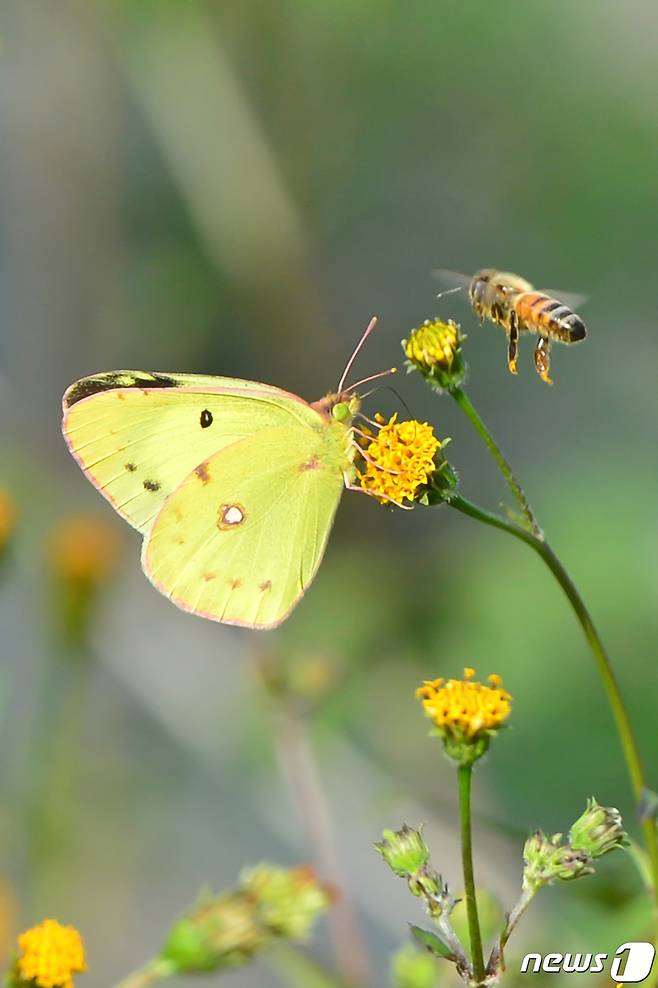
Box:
142;422;348;629
62;371;319;534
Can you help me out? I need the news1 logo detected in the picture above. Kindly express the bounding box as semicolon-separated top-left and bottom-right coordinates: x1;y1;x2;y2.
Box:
520;942;655;981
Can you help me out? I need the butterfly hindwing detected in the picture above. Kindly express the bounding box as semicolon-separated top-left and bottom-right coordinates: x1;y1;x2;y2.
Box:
62;371;320;534
142;421;348;628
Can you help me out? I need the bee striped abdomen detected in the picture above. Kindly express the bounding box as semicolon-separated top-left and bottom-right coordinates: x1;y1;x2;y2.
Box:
515;293;586;343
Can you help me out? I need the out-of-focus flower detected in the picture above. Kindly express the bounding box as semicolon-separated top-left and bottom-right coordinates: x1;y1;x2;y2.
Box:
403;318;466;391
47;516;120;587
569;798;628;858
522;831;593;890
0;487;17;555
391;945;438;988
46;515;122;645
13;919;86;988
162;865;331;974
241;864;330;940
416;669;511;765
358;414;444;506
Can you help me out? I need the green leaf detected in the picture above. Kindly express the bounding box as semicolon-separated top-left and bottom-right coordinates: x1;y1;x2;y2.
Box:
409;925;453;961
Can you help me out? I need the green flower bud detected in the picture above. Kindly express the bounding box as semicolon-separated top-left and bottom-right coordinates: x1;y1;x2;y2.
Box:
522;831;594;891
402;319;466;392
375;826;431;879
569;798;628;858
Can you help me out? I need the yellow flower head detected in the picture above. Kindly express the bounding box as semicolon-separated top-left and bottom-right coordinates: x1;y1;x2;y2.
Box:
0;487;17;552
358;414;441;505
17;919;86;988
404;319;461;370
416;669;511;764
47;516;120;586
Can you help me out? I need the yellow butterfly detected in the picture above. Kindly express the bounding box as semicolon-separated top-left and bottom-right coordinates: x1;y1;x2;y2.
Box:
62;319;392;629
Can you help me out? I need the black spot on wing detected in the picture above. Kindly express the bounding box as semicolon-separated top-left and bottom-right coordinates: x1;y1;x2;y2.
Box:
125;462;137;472
143;479;161;492
64;371;180;407
200;409;213;428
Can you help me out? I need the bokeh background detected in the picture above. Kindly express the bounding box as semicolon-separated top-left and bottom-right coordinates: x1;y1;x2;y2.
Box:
1;1;657;984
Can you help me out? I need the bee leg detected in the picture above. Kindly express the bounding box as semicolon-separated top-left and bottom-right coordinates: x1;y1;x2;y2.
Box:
507;311;519;375
534;336;553;385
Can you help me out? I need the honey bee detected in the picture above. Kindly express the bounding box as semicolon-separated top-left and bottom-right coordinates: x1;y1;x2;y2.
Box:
434;268;587;384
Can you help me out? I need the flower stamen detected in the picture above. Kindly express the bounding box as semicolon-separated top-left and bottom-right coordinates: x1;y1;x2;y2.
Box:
356;413;441;506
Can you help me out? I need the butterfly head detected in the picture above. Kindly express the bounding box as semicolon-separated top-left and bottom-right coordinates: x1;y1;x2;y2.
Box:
332;394;361;422
311;392;360;424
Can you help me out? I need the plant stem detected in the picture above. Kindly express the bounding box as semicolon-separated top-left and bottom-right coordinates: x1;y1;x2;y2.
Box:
111;958;175;988
487;885;536;976
457;763;485;983
450;386;541;536
448;493;658;898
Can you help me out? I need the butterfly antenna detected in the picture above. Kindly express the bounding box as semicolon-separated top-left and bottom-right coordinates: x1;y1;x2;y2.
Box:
436;285;464;300
337;315;378;394
346;366;397;393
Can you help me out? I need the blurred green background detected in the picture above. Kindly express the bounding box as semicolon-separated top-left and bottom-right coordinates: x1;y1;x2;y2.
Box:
1;1;657;984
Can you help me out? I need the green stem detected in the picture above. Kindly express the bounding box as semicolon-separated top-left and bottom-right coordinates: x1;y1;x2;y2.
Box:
111;958;176;988
451;386;540;536
488;885;537;977
458;763;485;983
448;493;658;898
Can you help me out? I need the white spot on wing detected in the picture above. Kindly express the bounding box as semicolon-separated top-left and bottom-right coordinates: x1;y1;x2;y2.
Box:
217;502;246;530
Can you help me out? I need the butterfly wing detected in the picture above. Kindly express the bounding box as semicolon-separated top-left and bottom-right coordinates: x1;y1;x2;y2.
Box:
62;371;318;534
142;419;349;629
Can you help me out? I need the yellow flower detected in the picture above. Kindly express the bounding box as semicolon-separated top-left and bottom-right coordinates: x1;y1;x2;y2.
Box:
0;487;17;552
404;319;461;371
358;414;441;505
416;669;511;764
47;516;120;585
17;919;86;988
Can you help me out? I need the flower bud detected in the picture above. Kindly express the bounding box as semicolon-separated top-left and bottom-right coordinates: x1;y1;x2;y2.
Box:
403;319;466;392
569;798;628;858
375;826;430;880
522;831;593;891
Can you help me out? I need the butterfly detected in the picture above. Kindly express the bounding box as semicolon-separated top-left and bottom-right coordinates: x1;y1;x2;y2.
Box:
61;318;393;629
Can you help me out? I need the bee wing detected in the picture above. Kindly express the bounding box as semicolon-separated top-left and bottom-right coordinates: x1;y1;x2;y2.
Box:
431;268;472;290
538;289;589;310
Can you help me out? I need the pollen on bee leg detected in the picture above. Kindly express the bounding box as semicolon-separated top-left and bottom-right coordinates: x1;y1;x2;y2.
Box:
217;503;246;530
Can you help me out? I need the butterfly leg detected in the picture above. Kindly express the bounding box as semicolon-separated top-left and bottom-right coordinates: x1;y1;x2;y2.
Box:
345;483;414;510
534;336;553;385
507;310;519;375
